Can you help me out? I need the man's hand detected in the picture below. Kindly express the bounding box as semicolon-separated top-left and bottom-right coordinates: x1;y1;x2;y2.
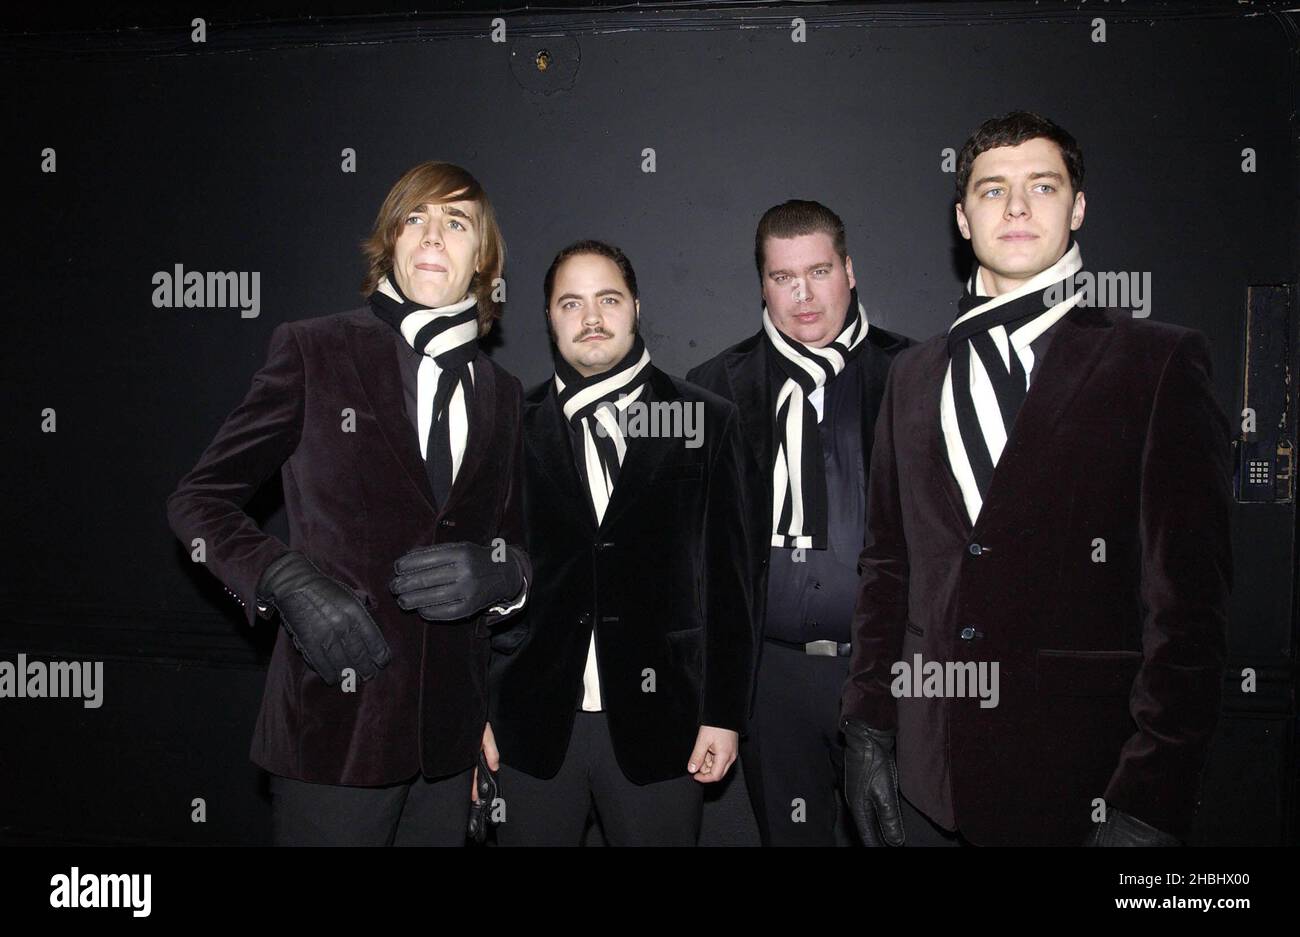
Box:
842;717;905;846
1084;807;1181;846
687;726;739;783
389;541;525;622
472;721;501;803
255;550;391;687
468;722;501;843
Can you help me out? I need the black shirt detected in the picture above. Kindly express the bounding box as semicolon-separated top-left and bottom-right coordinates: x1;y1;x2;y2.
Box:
763;354;869;645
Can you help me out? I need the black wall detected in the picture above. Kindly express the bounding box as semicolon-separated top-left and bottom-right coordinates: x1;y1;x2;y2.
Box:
2;0;1296;845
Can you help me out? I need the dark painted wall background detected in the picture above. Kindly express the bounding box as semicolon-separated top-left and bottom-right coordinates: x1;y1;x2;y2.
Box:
1;1;1295;845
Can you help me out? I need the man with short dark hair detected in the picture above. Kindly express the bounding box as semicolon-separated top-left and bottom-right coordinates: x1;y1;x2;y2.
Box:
688;202;912;845
841;112;1232;847
485;240;754;845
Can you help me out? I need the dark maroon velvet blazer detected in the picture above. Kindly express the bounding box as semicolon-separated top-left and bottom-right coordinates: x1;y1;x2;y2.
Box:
166;307;527;785
841;305;1232;846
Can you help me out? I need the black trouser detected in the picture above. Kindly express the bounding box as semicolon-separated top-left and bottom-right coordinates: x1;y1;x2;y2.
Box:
495;711;703;846
742;639;856;846
744;640;967;847
268;768;473;846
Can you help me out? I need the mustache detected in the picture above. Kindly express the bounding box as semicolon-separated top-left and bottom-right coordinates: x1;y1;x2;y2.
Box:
574;328;614;342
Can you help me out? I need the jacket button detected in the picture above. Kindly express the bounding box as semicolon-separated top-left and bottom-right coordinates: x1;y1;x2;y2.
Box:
968;543;983;556
579;612;592;626
960;626;976;641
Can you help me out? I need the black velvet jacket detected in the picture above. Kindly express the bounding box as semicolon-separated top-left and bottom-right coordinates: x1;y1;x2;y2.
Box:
487;366;755;785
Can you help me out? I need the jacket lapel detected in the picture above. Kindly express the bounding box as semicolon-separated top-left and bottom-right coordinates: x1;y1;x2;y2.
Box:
723;333;775;474
346;316;437;514
921;346;975;535
530;383;597;533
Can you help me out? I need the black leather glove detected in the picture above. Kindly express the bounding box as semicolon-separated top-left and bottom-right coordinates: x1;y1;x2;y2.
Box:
842;717;906;846
467;749;500;844
1084;807;1182;846
388;541;526;622
255;551;392;687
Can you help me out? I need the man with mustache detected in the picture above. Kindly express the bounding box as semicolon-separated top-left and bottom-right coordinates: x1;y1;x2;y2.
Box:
841;112;1232;846
484;240;753;845
167;162;529;845
687;202;912;846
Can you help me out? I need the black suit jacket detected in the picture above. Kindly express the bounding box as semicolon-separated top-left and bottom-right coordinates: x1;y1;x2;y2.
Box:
841;305;1232;845
487;366;754;785
686;325;912;698
166;307;528;785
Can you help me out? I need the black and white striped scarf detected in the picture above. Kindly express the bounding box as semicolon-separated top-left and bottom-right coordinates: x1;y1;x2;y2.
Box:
941;241;1084;524
553;334;652;525
369;274;480;505
763;288;870;549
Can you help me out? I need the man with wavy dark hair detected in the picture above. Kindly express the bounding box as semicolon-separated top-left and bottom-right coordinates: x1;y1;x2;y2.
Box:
841;112;1231;847
167;161;530;845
